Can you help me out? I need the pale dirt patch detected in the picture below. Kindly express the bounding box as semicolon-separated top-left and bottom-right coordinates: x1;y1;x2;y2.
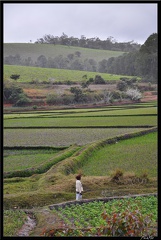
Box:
16;212;36;236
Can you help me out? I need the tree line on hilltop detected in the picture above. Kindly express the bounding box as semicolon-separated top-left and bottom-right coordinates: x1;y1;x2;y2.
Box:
35;33;141;52
4;33;157;83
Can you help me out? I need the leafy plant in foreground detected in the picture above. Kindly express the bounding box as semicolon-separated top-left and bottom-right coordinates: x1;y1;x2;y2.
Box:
42;196;157;237
99;208;156;236
41;208;156;237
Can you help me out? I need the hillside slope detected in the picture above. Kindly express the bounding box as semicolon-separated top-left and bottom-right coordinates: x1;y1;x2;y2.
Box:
3;43;125;62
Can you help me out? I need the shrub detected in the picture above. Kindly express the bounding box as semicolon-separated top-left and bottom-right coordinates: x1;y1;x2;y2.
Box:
110;169;124;182
94;75;106;84
46;94;60;105
14;93;31;107
111;91;122;100
10;74;20;80
4;80;23;103
62;94;74;105
100;208;156;236
125;88;142;101
117;80;127;91
33;105;38;110
70;87;85;103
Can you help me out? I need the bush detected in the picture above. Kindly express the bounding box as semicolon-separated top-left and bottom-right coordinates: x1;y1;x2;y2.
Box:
70;87;84;103
46;94;60;105
110;168;124;182
94;75;106;84
4;80;31;106
4;81;23;103
117;81;127;91
100;208;156;236
62;94;74;105
125;88;142;101
10;74;20;80
112;91;122;100
14;93;31;107
33;105;38;110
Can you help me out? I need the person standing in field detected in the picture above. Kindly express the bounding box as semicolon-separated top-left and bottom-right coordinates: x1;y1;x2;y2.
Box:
76;174;83;200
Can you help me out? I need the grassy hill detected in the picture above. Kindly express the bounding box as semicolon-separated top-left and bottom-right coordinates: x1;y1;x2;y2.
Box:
4;64;139;83
3;43;125;62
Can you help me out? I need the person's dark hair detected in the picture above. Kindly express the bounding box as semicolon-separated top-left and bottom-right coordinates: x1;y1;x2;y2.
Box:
76;174;81;180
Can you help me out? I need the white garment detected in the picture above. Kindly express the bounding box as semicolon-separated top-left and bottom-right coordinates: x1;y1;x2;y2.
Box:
76;192;82;201
76;180;83;200
76;180;83;193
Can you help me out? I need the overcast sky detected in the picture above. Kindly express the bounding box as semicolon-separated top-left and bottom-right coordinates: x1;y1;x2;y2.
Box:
3;3;157;44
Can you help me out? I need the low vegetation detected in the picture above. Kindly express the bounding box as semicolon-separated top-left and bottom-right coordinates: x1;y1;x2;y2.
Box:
3;209;27;236
44;195;157;237
4;64;137;84
3;128;150;147
4;43;126;63
81;131;157;177
3;100;157;237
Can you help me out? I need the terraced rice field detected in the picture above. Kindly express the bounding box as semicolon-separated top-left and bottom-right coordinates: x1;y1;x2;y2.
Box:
4;128;149;147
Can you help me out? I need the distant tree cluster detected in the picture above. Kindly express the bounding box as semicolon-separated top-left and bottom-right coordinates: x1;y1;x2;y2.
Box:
35;33;141;52
98;33;158;83
4;52;97;72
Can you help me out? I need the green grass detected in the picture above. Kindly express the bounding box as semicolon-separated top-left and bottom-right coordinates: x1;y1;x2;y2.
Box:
3;209;27;236
3;115;157;128
4;149;60;172
4;43;125;62
37;106;157;117
3;145;80;179
3;128;157;214
4;177;40;193
3;128;148;147
3;101;157;122
4;106;157;119
3;104;157;147
4;64;139;83
81;132;157;177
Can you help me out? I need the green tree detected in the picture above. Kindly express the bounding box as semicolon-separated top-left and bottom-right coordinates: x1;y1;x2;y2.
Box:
3;80;30;106
36;55;47;67
137;33;157;82
70;87;84;103
14;93;31;106
10;74;20;80
94;75;106;84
